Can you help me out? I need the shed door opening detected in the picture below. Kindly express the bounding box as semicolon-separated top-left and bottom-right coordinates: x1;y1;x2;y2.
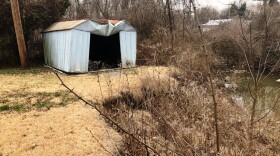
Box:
89;33;121;70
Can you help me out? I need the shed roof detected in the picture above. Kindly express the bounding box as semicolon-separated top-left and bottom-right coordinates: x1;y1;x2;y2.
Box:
202;19;232;26
93;19;122;25
44;20;87;32
43;19;135;36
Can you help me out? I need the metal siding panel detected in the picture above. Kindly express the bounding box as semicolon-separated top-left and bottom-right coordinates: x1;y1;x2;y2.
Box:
126;32;132;67
43;30;72;72
120;32;127;67
63;31;71;71
131;32;137;66
56;30;71;71
120;31;137;68
69;30;90;73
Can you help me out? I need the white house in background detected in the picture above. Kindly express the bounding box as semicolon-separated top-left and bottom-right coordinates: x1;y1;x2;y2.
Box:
201;19;232;32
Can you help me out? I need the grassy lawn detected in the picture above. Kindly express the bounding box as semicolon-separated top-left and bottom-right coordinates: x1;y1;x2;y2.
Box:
0;66;170;113
0;67;77;113
0;90;78;112
0;66;170;155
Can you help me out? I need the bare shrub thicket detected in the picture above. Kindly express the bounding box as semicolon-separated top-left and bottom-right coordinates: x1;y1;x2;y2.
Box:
95;1;280;155
207;4;280;72
97;68;280;155
54;48;280;155
205;1;280;151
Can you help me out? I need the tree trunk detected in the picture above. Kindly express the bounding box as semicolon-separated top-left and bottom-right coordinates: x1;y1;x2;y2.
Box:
166;0;174;52
121;0;129;10
263;0;269;62
10;0;27;68
191;0;220;153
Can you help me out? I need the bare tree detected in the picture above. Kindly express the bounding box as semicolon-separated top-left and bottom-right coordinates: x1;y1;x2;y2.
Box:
181;0;192;39
10;0;27;68
166;0;174;51
190;0;220;153
230;0;280;148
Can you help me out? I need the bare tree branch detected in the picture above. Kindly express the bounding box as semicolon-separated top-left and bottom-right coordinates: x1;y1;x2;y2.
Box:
190;0;220;153
86;127;115;156
253;93;280;123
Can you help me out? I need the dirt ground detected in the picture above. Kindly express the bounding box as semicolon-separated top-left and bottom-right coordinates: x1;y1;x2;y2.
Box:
0;66;171;156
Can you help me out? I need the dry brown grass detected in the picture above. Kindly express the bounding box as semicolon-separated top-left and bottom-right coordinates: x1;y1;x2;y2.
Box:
0;66;170;155
1;66;279;155
0;103;122;156
101;68;280;155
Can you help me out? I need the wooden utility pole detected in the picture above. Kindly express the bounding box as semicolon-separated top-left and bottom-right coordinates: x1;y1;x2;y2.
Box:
10;0;27;68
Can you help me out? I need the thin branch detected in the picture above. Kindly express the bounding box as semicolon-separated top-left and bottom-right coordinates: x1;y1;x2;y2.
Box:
97;72;104;99
256;59;262;83
259;57;280;84
238;17;255;83
259;44;272;81
86;127;115;156
253;94;280;123
190;0;220;153
105;129;122;156
152;107;195;150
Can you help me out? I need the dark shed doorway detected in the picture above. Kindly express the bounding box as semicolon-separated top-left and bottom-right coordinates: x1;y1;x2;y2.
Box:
88;33;121;70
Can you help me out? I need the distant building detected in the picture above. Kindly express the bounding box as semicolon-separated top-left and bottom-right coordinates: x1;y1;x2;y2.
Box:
201;19;232;32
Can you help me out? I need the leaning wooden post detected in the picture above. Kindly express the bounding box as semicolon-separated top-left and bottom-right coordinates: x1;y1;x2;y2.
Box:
10;0;28;68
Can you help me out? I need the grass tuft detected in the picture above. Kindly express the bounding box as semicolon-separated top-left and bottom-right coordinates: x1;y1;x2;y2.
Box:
12;104;25;112
0;105;10;111
0;90;77;113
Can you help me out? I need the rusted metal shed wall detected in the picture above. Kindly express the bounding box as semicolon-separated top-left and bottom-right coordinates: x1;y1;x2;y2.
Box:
120;31;137;67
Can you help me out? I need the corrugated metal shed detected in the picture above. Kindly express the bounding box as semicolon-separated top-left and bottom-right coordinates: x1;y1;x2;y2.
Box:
43;19;137;73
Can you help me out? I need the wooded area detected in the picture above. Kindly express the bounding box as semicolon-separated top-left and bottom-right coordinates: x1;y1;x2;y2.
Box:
1;0;279;72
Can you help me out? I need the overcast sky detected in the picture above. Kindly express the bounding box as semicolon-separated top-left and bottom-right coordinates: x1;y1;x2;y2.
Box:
196;0;263;11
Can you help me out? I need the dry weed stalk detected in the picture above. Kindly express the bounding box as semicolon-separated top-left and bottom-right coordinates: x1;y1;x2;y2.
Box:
190;0;220;153
86;127;115;156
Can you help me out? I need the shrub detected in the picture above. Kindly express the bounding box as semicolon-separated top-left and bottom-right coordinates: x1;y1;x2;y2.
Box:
212;37;243;69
